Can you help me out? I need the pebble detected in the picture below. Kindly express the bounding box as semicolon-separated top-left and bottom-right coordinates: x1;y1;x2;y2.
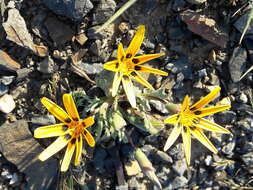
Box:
204;155;213;166
154;150;173;164
0;76;15;85
150;100;169;114
242;152;253;166
0;84;8;96
42;0;93;22
228;47;247;83
0;50;21;74
92;0;116;25
0;94;15;113
236;93;248;104
124;160;141;176
172;159;187;176
44;16;75;45
37;56;57;74
234;11;253;35
214;111;237;125
170;176;188;189
78;62;103;75
222;139;235;155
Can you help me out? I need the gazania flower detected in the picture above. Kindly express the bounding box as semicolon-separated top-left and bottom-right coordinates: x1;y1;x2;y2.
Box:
164;87;231;165
34;94;95;172
104;25;168;108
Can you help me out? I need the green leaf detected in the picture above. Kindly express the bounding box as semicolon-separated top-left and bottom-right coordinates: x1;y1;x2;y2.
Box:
95;70;114;96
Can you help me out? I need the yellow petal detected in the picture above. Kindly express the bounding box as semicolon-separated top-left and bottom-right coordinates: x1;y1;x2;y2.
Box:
117;43;126;62
196;118;230;134
112;72;123;97
63;94;80;121
81;116;95;128
190;87;221;110
34;123;68;138
103;60;119;72
61;139;76;172
181;95;190;112
190;127;218;154
182;126;191;165
164;114;178;124
75;135;83;166
129;71;154;90
134;65;168;76
122;75;136;108
133;53;165;66
164;124;181;151
82;129;95;147
125;25;145;58
38;135;71;161
41;97;71;123
197;105;231;117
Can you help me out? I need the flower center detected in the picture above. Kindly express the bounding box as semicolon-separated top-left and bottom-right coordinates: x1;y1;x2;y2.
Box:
119;58;134;75
178;110;196;127
68;121;84;139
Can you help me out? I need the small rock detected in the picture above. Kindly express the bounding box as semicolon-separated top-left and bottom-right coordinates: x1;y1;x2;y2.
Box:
0;94;15;113
236;93;248;104
124;160;141;176
154;150;173;164
37;56;57;74
3;9;36;53
172;159;187;176
214;111;236;125
42;0;93;22
45;16;75;45
180;10;228;48
170;176;188;189
150;100;169;114
205;155;213;166
92;0;116;25
228;47;247;82
16;68;33;81
0;84;8;96
77;62;103;75
222;139;235;155
198;69;207;78
186;0;206;4
0;76;15;85
75;33;88;45
242;152;253;166
234;11;253;35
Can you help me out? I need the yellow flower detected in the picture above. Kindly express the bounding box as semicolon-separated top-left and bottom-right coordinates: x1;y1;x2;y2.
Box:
164;87;231;165
34;94;95;172
104;25;168;108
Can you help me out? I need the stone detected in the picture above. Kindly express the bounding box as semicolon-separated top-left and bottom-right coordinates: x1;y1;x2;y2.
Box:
0;120;58;190
170;176;188;189
75;33;88;45
0;94;15;113
42;0;93;22
45;16;75;45
172;159;187;176
37;56;57;74
153;150;173;164
228;47;247;82
0;84;8;96
3;9;36;53
16;68;33;82
236;93;248;104
150;100;169;114
92;0;116;25
214;111;237;125
77;62;103;75
242;152;253;166
0;50;21;74
205;155;213;166
186;0;206;4
222;139;236;155
0;76;15;85
234;11;253;35
124;160;141;176
93;147;107;173
180;10;228;48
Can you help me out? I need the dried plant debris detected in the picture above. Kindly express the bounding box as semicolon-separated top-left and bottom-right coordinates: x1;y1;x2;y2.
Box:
180;10;229;48
3;9;36;53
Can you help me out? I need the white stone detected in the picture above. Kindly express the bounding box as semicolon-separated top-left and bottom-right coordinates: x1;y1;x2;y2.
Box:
0;94;15;113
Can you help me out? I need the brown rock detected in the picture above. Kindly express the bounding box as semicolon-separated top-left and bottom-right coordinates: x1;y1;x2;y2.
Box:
0;120;58;190
45;16;75;45
180;10;228;48
75;33;88;45
124;160;141;176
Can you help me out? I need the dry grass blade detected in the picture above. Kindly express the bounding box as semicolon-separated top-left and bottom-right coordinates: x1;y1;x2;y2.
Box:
95;0;138;33
239;2;253;45
239;64;253;81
